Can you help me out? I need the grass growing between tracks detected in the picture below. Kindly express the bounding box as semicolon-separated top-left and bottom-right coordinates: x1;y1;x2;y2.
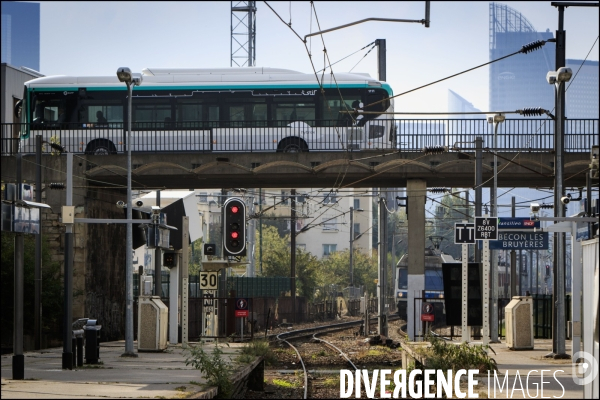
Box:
236;339;278;366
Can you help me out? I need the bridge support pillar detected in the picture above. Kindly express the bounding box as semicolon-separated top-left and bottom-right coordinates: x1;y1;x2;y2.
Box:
406;180;426;341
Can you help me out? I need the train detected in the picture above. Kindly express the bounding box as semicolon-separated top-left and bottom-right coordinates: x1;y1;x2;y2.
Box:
395;247;458;323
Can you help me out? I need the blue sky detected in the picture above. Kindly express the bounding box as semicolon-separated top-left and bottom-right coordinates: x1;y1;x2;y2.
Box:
38;1;599;114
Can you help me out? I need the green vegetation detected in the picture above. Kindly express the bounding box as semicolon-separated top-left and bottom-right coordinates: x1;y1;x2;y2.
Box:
183;341;233;398
256;225;379;298
1;232;64;349
237;339;277;366
272;378;301;389
425;336;498;373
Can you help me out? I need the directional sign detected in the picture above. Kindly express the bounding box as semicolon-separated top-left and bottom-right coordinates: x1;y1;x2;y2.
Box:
454;223;475;244
199;271;218;290
235;297;249;318
475;217;498;240
498;217;540;229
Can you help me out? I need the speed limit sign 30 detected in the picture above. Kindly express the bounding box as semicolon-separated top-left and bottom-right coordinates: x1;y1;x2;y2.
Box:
200;271;218;290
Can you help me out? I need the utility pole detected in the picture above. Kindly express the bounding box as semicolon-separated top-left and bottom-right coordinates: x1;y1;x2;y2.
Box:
378;195;388;337
291;189;296;324
230;1;256;67
35;135;42;350
13;154;25;379
550;1;568;360
62;153;74;370
375;39;386;82
511;197;517;297
154;190;161;298
349;206;354;287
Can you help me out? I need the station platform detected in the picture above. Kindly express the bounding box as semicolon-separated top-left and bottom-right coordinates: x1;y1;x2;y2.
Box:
485;338;584;399
1;340;261;399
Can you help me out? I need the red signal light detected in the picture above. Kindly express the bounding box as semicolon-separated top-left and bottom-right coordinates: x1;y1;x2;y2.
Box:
231;231;239;239
231;206;239;213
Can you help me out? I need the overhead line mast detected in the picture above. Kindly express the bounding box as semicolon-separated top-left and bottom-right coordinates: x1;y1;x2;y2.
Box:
231;1;257;67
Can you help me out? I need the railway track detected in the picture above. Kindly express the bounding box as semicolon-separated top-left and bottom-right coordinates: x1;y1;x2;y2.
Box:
273;315;400;399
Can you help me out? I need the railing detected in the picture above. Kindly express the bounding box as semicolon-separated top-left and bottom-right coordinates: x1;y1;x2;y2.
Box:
496;294;571;339
2;118;598;156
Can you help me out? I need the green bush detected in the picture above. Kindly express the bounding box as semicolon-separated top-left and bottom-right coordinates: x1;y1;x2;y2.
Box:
426;336;498;373
184;341;233;398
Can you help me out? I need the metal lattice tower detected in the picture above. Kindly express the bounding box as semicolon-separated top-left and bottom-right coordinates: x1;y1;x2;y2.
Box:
231;1;256;67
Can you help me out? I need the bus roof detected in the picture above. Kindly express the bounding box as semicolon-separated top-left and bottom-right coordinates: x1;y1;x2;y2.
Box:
23;67;390;93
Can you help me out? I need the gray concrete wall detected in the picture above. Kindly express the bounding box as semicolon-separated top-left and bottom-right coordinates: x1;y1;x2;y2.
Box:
34;155;127;340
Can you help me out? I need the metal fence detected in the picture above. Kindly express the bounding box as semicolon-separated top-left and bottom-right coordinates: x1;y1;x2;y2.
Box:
496;295;571;339
2;118;598;155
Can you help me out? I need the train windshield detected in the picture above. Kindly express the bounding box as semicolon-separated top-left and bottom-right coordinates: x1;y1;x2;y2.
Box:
425;270;444;291
398;269;407;289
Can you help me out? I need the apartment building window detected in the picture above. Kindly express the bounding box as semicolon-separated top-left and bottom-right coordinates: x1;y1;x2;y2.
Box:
354;198;360;209
197;192;208;203
353;223;361;239
323;244;337;256
323;192;337;204
281;190;289;205
322;217;338;231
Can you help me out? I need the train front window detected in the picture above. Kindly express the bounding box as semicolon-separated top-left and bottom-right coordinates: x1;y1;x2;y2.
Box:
425;270;444;291
398;269;407;289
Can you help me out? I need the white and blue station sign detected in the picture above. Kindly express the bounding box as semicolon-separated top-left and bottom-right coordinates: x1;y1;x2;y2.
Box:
489;231;549;250
498;217;540;229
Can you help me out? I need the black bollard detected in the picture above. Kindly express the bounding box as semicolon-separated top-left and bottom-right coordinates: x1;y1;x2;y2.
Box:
72;337;77;366
76;336;84;366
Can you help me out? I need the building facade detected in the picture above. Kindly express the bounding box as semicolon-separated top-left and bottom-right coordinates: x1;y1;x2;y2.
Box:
1;1;40;72
489;2;556;114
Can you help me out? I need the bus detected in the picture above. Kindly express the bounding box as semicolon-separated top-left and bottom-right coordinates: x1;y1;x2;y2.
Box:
396;247;457;322
17;67;395;154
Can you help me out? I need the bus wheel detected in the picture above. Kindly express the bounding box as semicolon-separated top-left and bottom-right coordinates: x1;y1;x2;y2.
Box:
278;138;308;153
86;139;116;155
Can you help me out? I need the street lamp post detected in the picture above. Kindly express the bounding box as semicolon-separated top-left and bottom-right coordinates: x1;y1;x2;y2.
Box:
488;113;505;343
116;67;142;357
546;66;572;359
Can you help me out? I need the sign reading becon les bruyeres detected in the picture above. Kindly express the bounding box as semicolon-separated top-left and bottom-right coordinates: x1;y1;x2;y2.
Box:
490;231;549;250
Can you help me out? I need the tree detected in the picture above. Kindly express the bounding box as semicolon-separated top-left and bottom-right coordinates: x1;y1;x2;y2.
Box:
319;249;378;296
255;225;320;300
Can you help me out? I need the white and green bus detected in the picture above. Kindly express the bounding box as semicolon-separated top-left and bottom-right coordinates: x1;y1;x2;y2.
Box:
18;67;395;154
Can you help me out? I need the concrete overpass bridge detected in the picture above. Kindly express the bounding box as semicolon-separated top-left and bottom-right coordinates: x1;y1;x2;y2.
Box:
3;148;589;190
1;118;597;343
3;117;596;190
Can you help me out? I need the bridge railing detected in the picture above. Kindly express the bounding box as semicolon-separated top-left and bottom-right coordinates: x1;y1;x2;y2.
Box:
2;118;597;156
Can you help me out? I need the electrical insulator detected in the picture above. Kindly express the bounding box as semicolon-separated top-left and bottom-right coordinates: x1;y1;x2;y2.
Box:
521;40;545;54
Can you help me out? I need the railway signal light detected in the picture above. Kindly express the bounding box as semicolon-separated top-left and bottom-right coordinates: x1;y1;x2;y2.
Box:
223;197;246;256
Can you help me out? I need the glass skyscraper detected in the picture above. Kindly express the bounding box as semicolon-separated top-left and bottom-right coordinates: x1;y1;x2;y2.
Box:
1;1;40;71
489;2;556;115
565;59;599;119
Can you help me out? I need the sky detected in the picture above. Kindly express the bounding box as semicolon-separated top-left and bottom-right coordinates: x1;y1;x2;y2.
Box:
37;1;599;114
35;1;599;217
